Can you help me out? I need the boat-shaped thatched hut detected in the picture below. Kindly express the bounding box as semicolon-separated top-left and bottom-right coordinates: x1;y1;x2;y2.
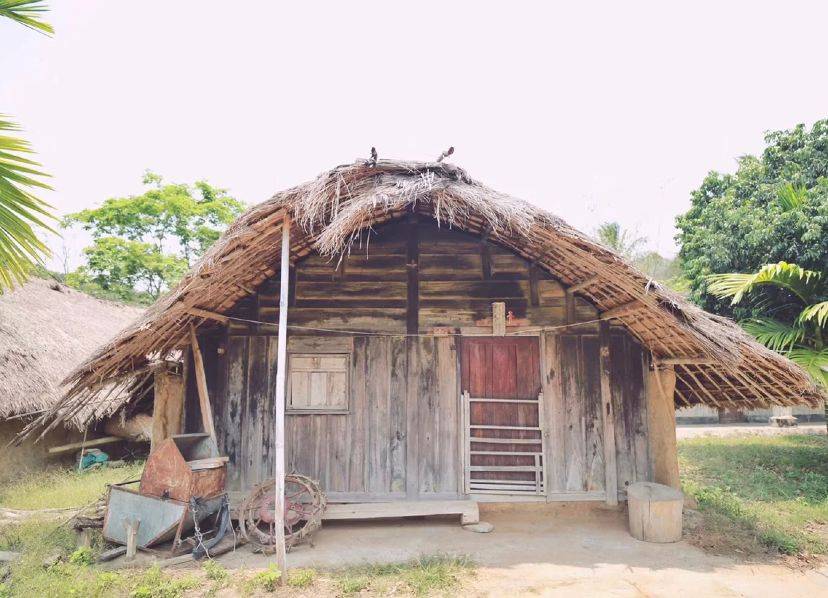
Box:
0;278;143;478
26;157;825;541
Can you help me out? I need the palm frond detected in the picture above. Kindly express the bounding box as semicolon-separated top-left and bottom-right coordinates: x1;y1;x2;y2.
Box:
797;301;828;328
0;0;53;35
787;348;828;389
741;318;805;352
0;115;55;291
706;262;824;305
777;182;807;211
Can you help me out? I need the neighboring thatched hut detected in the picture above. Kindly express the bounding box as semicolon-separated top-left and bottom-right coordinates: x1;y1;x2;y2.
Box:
27;158;826;513
0;278;143;477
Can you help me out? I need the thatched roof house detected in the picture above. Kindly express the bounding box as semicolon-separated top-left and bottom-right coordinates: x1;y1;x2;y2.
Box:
22;157;826;553
0;278;143;427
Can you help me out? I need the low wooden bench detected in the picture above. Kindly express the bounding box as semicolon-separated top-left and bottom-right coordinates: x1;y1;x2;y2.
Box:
323;500;480;526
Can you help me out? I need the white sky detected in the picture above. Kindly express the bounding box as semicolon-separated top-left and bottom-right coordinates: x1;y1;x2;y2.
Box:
2;1;827;270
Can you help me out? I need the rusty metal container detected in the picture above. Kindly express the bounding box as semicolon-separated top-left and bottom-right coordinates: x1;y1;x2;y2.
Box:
140;433;227;501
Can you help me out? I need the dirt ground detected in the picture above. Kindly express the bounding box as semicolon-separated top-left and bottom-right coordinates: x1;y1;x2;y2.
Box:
209;503;828;597
676;422;826;439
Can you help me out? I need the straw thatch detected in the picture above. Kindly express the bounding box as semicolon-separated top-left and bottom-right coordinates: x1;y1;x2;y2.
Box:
25;158;826;438
0;278;143;427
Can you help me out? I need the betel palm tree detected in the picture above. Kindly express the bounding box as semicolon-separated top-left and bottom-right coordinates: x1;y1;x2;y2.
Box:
595;221;647;260
707;262;828;421
0;1;55;290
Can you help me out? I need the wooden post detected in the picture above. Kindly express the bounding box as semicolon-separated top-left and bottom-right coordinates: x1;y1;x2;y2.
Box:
151;368;185;452
492;302;506;336
599;321;618;505
125;519;140;561
645;360;680;489
405;213;419;335
272;215;290;580
189;323;216;442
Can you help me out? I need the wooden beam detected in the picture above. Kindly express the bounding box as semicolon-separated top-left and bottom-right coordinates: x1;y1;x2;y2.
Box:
48;435;126;455
564;290;576;324
187;307;229;324
323;500;479;525
188;323;216;442
492;302;506;336
406;214;420;334
568;275;599;294
600;300;644;320
272;216;290;581
599;321;618;506
655;357;717;366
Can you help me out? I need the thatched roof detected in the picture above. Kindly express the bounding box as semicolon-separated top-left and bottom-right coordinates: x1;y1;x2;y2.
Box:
24;158;826;438
0;278;143;427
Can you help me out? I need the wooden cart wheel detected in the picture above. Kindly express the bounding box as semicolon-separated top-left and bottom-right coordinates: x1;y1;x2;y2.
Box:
239;474;326;553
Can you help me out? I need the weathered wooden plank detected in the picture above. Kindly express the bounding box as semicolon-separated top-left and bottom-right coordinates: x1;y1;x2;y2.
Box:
349;337;368;493
581;336;605;492
540;332;566;494
417;338;438;494
189;324;216;441
389;336;407;493
244;335;268;488
599;321;618;505
405;337;420;499
436;336;459;494
406;215;419;334
223;336;248;492
366;337;391;494
323;500;478;525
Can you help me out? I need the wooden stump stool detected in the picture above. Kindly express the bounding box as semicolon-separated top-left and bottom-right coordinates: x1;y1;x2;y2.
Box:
627;482;683;543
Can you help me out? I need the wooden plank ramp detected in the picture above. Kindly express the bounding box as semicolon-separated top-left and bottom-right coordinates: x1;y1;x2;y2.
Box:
323;500;479;525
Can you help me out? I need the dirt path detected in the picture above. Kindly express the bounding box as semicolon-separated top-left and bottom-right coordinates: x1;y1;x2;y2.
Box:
218;505;828;597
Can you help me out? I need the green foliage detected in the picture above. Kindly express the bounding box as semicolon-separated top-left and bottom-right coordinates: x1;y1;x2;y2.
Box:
0;115;55;291
704;261;827;388
0;461;144;510
0;0;53;35
68;546;94;566
64;172;244;302
287;567;317;588
676;120;828;316
334;555;473;596
680;435;828;556
245;563;282;593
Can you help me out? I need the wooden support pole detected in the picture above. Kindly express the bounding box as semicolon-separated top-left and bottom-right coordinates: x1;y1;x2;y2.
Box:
405;213;420;335
272;216;290;581
645;360;680;489
189;323;216;442
125;519;140;561
599;321;618;505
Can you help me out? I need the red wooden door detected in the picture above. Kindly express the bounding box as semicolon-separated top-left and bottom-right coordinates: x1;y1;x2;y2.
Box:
460;337;545;495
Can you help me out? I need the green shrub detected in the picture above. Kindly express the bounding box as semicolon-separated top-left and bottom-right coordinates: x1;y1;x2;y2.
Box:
287;568;316;588
246;563;282;593
69;546;94;566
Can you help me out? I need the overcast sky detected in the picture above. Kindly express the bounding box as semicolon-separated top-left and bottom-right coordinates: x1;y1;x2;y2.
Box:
2;1;826;270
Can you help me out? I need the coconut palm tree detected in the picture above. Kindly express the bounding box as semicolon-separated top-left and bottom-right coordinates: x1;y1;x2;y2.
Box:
595;221;646;260
0;1;55;290
707;262;828;420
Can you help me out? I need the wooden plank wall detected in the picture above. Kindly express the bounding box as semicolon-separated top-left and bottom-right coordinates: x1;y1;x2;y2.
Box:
185;217;651;500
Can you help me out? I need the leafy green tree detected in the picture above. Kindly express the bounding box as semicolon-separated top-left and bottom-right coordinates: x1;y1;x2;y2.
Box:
676;120;828;316
707;262;827;392
0;1;55;290
64;173;245;302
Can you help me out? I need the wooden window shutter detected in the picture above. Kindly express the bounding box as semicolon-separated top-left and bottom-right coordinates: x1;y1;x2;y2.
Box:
287;353;349;412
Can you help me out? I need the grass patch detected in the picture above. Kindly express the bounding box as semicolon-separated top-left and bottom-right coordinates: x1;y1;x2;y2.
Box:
333;554;473;596
679;434;828;557
0;462;144;510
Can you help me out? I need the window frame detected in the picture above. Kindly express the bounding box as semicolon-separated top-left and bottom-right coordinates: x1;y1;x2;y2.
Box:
285;351;351;415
